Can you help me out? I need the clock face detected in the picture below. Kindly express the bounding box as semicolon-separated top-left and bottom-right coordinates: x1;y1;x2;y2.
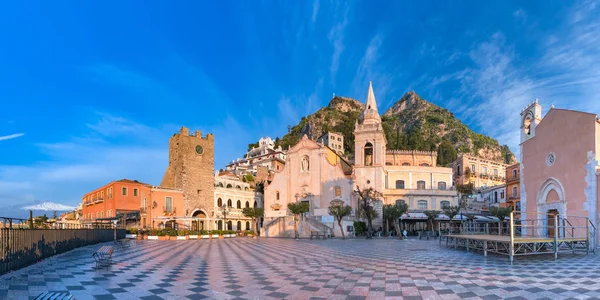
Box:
196;145;204;155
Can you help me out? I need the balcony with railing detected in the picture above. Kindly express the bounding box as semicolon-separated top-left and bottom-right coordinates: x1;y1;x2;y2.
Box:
94;197;104;204
507;175;519;184
508;194;520;200
163;206;176;216
385;188;456;197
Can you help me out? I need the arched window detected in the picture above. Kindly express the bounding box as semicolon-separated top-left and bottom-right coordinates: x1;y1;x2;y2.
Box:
217;220;223;230
395;180;405;189
512;169;517;178
301;156;310;172
420;163;430;167
418;200;428;210
217;198;223;207
227;220;232;230
246;221;250;230
276;191;280;200
457;166;461;176
438;182;446;190
494;191;498;203
217;182;224;187
364;142;373;166
253;201;257;208
244;187;249;191
237;200;241;209
227;199;232;207
524;115;532;135
226;184;233;188
440;201;450;209
417;180;426;190
245;201;250;208
334;187;341;197
236;185;241;190
402;162;411;166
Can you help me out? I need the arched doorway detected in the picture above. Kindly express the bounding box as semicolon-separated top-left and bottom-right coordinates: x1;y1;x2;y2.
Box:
227;220;232;231
536;178;566;237
165;220;176;229
237;221;241;231
246;221;250;230
217;220;223;230
191;210;207;231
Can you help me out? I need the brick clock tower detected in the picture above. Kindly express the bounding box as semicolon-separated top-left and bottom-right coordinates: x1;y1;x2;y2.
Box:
161;127;215;223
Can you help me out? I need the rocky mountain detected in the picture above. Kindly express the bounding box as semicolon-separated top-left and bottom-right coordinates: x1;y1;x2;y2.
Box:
276;91;516;166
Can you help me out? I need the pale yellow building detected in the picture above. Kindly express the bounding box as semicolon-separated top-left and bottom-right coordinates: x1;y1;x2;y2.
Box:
451;154;508;188
383;150;456;211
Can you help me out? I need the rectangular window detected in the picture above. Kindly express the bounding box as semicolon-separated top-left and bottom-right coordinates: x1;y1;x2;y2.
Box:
438;182;446;190
165;197;173;213
471;164;475;172
335;187;341;197
418;200;427;210
494;169;498;176
122;187;127;196
482;167;487;174
512;187;517;197
134;188;138;197
417;181;426;190
513;170;517;178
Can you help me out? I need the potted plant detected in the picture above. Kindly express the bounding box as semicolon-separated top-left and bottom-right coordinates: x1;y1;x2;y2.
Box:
200;230;210;239
125;228;137;239
154;230;166;240
246;230;254;237
189;230;199;240
214;230;224;239
177;230;189;240
165;229;177;240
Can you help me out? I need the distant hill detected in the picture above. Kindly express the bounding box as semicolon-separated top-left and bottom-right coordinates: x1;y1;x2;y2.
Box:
276;91;516;166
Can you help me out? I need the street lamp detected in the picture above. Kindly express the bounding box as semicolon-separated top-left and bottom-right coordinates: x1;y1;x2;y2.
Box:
220;204;229;230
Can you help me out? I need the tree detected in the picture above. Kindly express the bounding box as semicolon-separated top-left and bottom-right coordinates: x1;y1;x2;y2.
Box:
456;182;474;209
328;204;352;239
423;210;440;232
436;140;458;167
242;207;264;236
465;167;472;179
383;202;409;239
287;202;309;239
244;173;254;182
442;206;461;233
489;206;513;235
355;186;383;239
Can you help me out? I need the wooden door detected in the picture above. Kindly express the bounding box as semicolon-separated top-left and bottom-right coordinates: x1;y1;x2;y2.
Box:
547;209;559;238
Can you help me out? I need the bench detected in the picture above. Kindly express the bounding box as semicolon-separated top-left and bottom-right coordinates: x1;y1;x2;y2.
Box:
92;245;114;269
35;292;74;299
310;231;327;239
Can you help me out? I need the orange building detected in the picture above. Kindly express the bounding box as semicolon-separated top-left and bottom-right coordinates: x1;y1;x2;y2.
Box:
81;179;184;229
505;163;520;211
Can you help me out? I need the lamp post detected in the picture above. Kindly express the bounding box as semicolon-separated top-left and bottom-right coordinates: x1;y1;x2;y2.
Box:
220;204;229;230
112;219;118;241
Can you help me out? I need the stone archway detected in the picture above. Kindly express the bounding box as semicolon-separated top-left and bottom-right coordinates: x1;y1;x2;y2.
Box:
191;209;208;231
536;178;567;237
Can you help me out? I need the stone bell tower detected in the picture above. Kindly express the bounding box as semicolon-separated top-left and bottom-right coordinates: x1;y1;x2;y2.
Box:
161;127;215;218
353;82;387;229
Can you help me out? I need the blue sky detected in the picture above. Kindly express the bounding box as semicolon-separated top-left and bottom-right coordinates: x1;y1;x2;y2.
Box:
1;0;599;208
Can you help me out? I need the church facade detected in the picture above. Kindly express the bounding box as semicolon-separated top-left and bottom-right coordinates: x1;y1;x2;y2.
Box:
263;82;457;235
520;100;600;242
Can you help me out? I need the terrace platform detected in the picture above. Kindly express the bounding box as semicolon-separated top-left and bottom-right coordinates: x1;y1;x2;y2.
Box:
440;211;596;262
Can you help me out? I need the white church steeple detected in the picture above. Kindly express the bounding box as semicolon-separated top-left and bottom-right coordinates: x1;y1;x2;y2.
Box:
360;81;382;125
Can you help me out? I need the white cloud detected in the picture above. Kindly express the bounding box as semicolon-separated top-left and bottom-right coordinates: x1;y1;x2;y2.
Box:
0;133;24;141
311;0;319;23
328;4;349;83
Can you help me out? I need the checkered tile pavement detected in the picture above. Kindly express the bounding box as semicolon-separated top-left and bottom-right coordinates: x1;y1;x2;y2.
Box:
2;238;600;299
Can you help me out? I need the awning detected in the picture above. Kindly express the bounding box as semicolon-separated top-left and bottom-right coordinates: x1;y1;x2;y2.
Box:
435;214;450;221
473;215;494;222
453;215;468;221
401;212;427;220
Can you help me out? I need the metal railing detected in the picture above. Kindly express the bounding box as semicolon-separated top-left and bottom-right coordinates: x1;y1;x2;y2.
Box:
0;228;125;275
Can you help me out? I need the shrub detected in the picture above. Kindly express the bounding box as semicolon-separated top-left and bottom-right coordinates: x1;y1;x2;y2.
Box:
245;230;254;235
177;230;188;236
353;221;367;236
126;228;137;234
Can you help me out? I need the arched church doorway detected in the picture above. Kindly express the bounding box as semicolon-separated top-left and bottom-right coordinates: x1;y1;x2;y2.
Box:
191;210;207;231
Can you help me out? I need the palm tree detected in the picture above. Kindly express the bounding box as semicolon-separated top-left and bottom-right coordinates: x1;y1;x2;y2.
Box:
355;186;383;239
287;202;309;239
489;206;513;235
328;204;352;239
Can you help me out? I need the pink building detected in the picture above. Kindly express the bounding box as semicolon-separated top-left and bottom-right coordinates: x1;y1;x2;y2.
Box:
520;100;599;242
263;135;355;237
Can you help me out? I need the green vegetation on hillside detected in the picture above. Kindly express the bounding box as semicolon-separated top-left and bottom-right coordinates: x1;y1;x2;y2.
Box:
276;92;515;165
